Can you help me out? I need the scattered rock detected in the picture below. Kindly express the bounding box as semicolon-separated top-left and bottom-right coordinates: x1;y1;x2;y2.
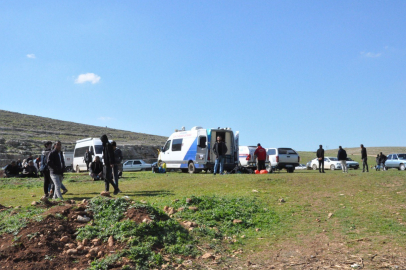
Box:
186;198;192;204
77;245;85;251
233;219;243;224
252;190;259;193
81;199;87;204
65;243;76;249
140;200;147;204
163;206;169;212
255;228;261;232
177;207;185;212
188;206;198;211
168;207;176;215
100;191;110;197
108;236;114;247
82;238;90;246
97;251;103;258
60;236;70;243
202;253;214;259
31;201;38;206
31;194;36;197
172;199;179;202
91;238;101;246
328;212;333;219
56;225;64;231
77;215;91;223
66;249;78;255
279;198;285;203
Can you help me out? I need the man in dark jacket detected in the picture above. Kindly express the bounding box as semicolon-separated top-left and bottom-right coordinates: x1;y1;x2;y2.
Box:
316;145;325;173
40;141;52;198
100;135;120;194
337;146;348;173
47;141;65;200
4;161;21;177
90;156;103;181
112;141;123;187
379;152;387;171
84;149;93;172
22;160;38;177
254;143;267;171
360;144;368;172
213;136;228;175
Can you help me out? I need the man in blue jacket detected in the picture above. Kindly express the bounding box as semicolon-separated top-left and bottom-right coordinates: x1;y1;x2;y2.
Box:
337;146;348;173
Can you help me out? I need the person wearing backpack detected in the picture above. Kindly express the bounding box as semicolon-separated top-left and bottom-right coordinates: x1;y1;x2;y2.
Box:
40;141;52;198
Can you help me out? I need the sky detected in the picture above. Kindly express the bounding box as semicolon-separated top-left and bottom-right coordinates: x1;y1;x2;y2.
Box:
1;1;405;151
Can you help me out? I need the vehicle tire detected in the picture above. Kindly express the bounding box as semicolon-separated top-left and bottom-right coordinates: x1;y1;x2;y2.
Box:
330;165;335;171
312;164;317;170
76;166;80;173
188;162;196;174
400;164;405;171
354;167;358;170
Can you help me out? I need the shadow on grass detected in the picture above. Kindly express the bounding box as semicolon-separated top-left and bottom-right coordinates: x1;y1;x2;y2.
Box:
121;190;174;197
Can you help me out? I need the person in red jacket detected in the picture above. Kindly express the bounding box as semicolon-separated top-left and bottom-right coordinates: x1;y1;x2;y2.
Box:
254;143;267;171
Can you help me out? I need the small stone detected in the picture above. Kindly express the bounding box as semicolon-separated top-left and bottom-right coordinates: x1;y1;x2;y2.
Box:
77;215;91;223
177;207;185;212
173;199;179;202
328;213;333;219
31;194;36;197
252;190;259;193
163;206;169;212
77;245;84;251
65;243;76;249
31;201;38;206
100;191;110;197
97;251;103;258
188;206;198;211
38;242;43;246
202;252;214;259
140;200;147;204
255;228;261;232
89;247;99;255
233;219;243;224
186;198;192;204
241;235;246;238
60;236;70;243
57;225;64;231
108;236;114;247
82;239;90;246
81;199;87;204
279;198;285;203
168;207;176;215
91;238;101;246
66;249;78;255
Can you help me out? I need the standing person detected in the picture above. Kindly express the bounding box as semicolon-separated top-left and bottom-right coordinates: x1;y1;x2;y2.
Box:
40;141;52;198
379;152;387;171
375;154;380;171
337;146;348;173
212;136;228;175
360;144;368;172
316;145;325;173
84;149;93;172
254;143;267;171
47;141;65;200
100;135;120;194
112;141;123;188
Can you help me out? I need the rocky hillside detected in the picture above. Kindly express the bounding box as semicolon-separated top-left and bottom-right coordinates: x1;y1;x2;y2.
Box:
0;110;168;166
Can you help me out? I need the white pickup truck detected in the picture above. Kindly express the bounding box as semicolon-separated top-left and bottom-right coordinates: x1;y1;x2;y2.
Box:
239;146;269;169
266;148;300;173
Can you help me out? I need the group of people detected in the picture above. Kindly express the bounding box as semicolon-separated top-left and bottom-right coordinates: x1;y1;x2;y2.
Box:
4;155;42;178
316;144;388;173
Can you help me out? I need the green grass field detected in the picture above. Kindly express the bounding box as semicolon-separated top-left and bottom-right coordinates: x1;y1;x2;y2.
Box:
1;160;406;268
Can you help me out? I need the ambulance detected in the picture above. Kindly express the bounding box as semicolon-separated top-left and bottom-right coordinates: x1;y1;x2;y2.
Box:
158;126;239;173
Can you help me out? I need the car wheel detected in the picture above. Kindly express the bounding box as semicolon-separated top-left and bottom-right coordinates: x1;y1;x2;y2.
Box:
330;165;335;171
312;164;317;170
188;162;196;174
76;166;80;173
400;164;405;171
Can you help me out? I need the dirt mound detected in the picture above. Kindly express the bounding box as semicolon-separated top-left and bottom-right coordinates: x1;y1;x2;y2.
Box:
0;203;126;270
124;207;169;224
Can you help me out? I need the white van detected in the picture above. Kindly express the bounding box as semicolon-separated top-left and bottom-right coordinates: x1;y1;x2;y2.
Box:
73;138;106;173
158;126;239;173
239;146;270;169
63;152;74;172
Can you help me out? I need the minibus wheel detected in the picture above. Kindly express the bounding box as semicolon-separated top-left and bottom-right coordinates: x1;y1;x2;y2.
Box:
188;162;196;174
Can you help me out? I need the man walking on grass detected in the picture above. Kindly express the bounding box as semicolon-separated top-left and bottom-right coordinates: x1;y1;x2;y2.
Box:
337;146;348;173
361;144;368;172
100;134;121;195
47;141;65;200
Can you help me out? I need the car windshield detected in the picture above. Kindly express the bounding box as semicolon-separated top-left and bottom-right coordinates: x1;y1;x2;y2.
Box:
329;157;338;161
398;154;406;160
94;145;103;154
278;148;297;154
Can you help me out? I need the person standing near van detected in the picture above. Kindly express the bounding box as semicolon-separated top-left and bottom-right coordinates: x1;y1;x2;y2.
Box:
254;143;267;171
337;146;348;173
112;141;123;188
317;145;325;173
360;144;368;172
47;141;65;200
379;152;387;171
213;136;228;175
84;149;93;172
100;135;121;194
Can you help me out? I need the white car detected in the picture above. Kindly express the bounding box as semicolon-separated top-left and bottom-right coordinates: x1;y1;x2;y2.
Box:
345;158;359;170
295;164;307;170
310;157;342;171
123;160;152;171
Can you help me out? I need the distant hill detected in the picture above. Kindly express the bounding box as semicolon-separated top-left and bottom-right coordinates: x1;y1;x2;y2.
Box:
325;147;406;157
0;110;168;166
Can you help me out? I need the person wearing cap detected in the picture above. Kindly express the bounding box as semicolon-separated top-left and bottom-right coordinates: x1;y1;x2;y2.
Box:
360;144;368;172
84;149;93;172
212;136;228;175
254;143;267;171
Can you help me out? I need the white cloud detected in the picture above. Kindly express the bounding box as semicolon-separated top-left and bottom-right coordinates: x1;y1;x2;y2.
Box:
26;54;36;59
98;116;113;121
75;73;101;84
360;51;382;58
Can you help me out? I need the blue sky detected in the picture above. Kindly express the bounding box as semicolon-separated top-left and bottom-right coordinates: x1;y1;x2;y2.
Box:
1;1;405;151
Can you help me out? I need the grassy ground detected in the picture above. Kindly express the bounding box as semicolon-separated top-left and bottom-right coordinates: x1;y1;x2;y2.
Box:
1;167;406;268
